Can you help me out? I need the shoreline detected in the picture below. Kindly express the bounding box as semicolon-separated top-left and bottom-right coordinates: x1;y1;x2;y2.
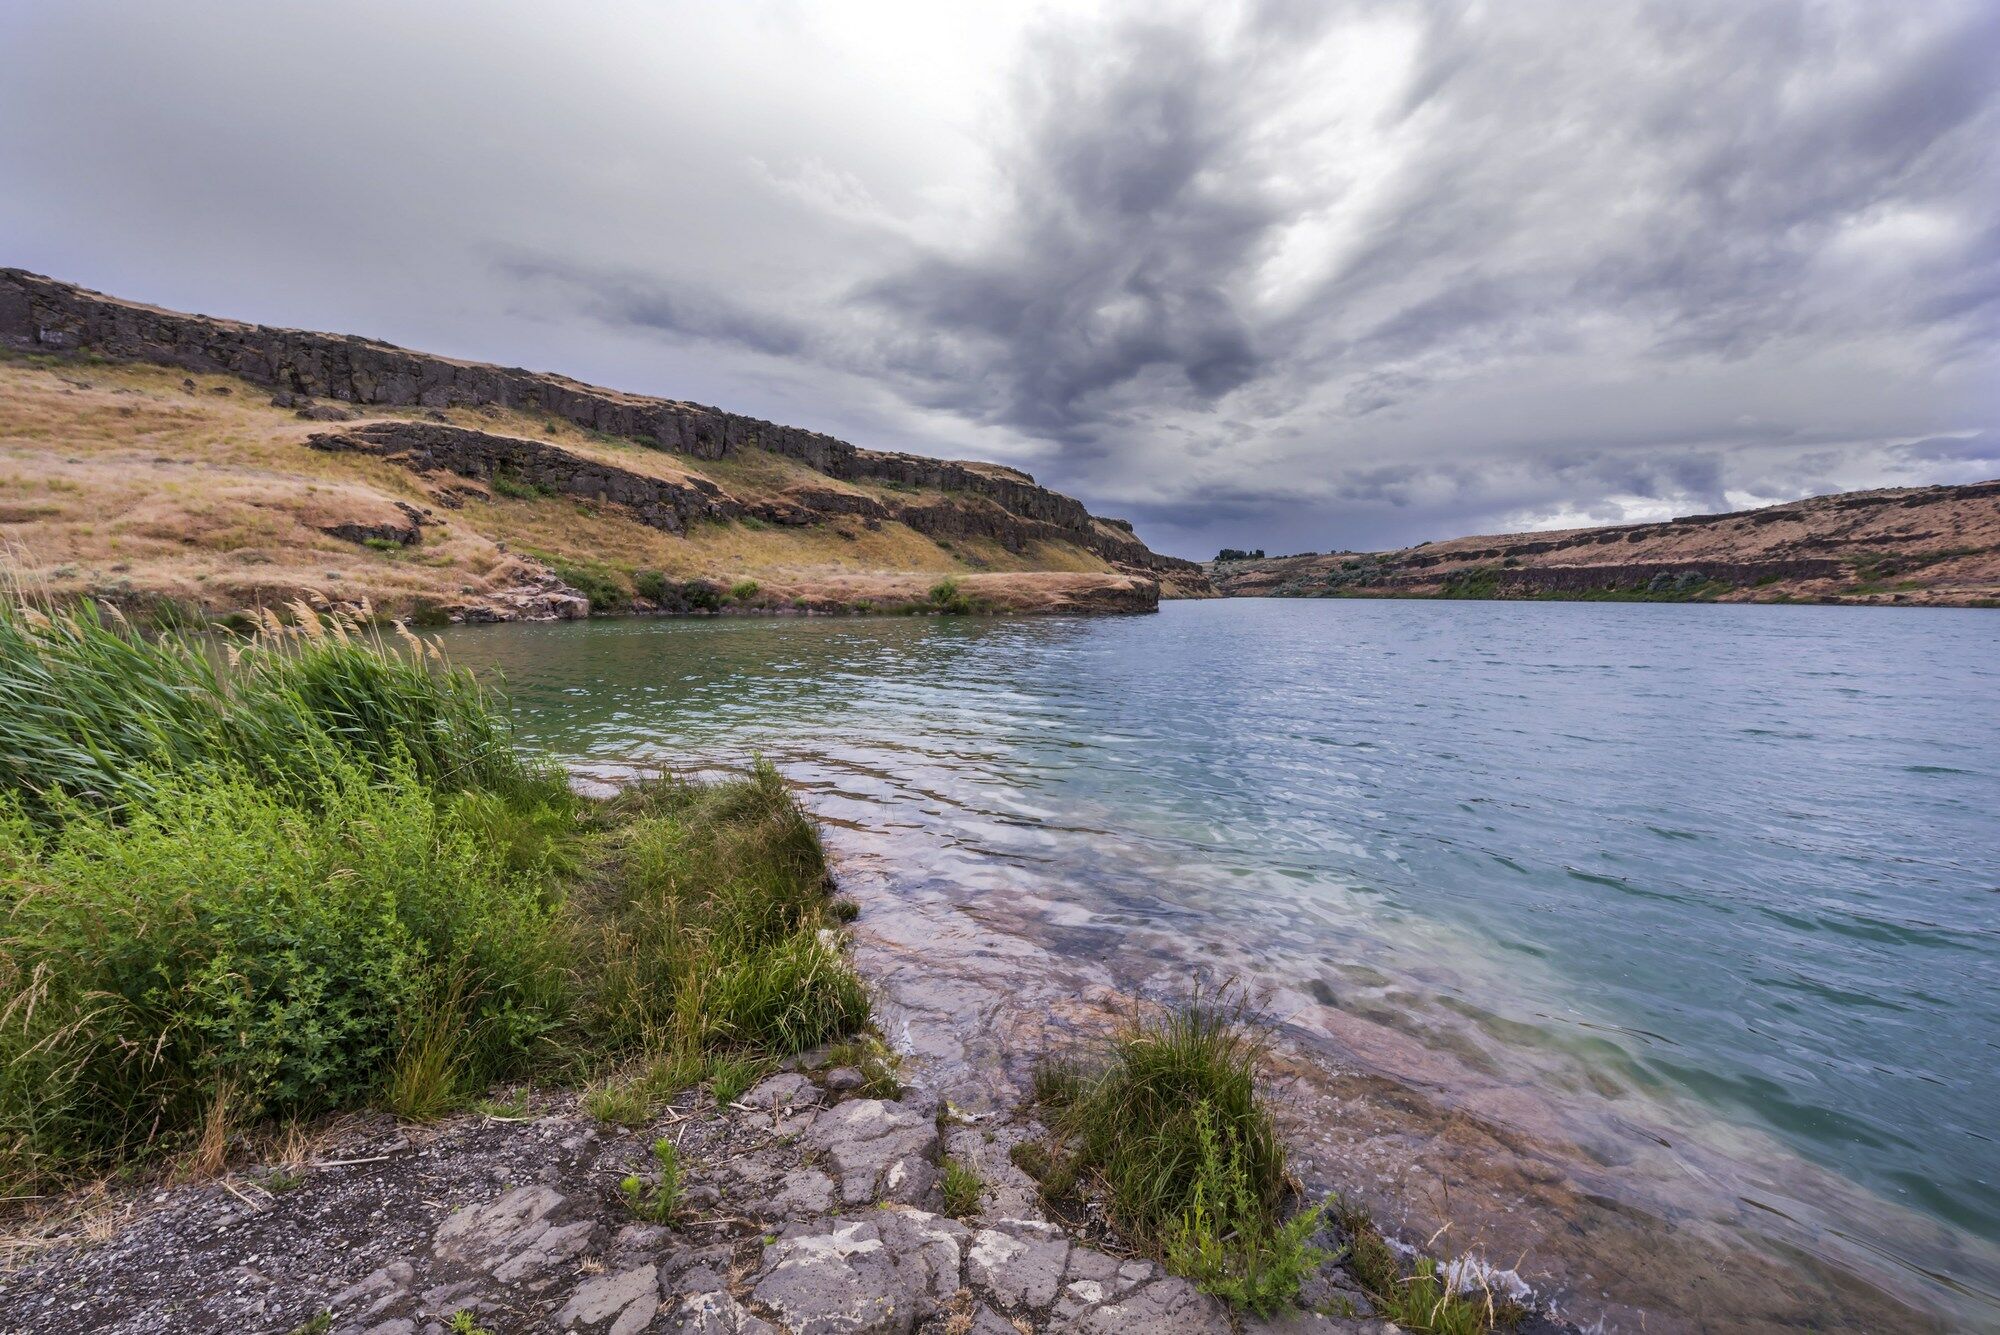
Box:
0;772;1554;1335
0;761;1967;1333
826;814;1959;1335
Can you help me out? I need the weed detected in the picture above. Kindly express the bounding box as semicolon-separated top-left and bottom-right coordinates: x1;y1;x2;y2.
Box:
473;1089;532;1119
619;1137;681;1223
540;555;627;613
584;1079;654;1128
1159;1105;1327;1315
729;579;761;602
489;469;553;501
288;1314;333;1335
706;1053;770;1106
262;1168;306;1193
633;569;669;603
941;1155;983;1218
446;1311;494;1335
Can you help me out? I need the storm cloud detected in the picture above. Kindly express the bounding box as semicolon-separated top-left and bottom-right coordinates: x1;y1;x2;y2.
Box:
2;0;1995;556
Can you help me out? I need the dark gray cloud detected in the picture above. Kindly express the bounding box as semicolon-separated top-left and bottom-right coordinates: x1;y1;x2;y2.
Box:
1;0;1994;557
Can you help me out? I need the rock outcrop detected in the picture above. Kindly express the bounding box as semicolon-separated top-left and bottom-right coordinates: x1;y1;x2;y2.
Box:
0;269;1209;594
0;1075;1396;1335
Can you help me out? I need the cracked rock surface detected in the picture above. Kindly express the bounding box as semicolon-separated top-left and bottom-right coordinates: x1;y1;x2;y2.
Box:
0;1062;1405;1334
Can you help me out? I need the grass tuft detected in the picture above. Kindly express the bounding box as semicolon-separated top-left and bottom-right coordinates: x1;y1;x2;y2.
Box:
1028;989;1323;1314
941;1154;983;1218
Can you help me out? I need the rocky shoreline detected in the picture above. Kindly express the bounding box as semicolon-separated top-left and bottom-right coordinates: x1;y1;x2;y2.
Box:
0;1069;1402;1335
0;774;1568;1335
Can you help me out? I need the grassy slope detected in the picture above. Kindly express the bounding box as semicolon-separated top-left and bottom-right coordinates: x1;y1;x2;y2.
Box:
0;352;1121;621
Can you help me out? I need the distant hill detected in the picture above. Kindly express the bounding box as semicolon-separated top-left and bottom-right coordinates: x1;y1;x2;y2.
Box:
1208;483;2000;608
0;269;1211;624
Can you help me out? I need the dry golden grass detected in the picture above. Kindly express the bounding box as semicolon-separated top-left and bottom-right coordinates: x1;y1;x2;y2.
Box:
0;354;1129;619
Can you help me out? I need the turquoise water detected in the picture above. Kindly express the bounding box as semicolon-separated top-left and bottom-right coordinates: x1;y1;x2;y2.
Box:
437;599;1999;1320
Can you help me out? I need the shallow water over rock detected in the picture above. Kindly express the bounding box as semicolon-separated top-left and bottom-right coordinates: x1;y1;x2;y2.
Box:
439;599;2000;1331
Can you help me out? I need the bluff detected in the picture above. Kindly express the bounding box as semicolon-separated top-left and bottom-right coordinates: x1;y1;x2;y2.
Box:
1209;483;2000;608
0;269;1210;606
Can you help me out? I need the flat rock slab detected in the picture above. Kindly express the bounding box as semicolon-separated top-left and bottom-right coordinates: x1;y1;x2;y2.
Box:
749;1210;967;1334
806;1097;941;1207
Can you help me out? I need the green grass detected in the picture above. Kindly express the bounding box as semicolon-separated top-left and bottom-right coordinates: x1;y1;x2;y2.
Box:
0;597;545;822
941;1154;983;1218
1028;991;1323;1314
0;589;869;1193
706;1052;770;1105
729;578;761;603
1340;1204;1522;1332
536;554;628;613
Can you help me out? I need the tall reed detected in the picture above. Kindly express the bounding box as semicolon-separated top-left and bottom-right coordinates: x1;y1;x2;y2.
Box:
0;596;546;819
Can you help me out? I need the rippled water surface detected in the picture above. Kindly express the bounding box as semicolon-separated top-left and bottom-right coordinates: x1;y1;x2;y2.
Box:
438;600;1999;1326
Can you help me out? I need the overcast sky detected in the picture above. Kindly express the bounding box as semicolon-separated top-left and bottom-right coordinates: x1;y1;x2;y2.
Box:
3;1;1996;557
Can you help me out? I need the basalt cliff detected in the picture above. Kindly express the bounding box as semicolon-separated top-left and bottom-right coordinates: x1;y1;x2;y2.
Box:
1210;483;2000;608
0;269;1211;622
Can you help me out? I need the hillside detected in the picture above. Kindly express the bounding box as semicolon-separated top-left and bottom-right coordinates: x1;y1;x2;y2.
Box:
1209;482;2000;607
0;270;1210;624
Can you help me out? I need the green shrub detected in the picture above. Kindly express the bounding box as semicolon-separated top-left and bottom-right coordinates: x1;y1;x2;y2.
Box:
682;580;723;612
729;579;761;603
489;469;553;501
633;569;670;604
0;762;566;1189
926;577;976;615
545;558;628;613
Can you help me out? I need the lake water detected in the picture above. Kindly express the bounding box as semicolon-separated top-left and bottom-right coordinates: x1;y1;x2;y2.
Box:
436;599;1999;1330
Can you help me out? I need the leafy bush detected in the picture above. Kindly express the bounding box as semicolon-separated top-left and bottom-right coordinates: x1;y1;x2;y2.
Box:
546;558;628;613
488;469;553;501
0;761;566;1189
632;569;670;604
0;589;872;1191
927;577;976;615
728;579;761;603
